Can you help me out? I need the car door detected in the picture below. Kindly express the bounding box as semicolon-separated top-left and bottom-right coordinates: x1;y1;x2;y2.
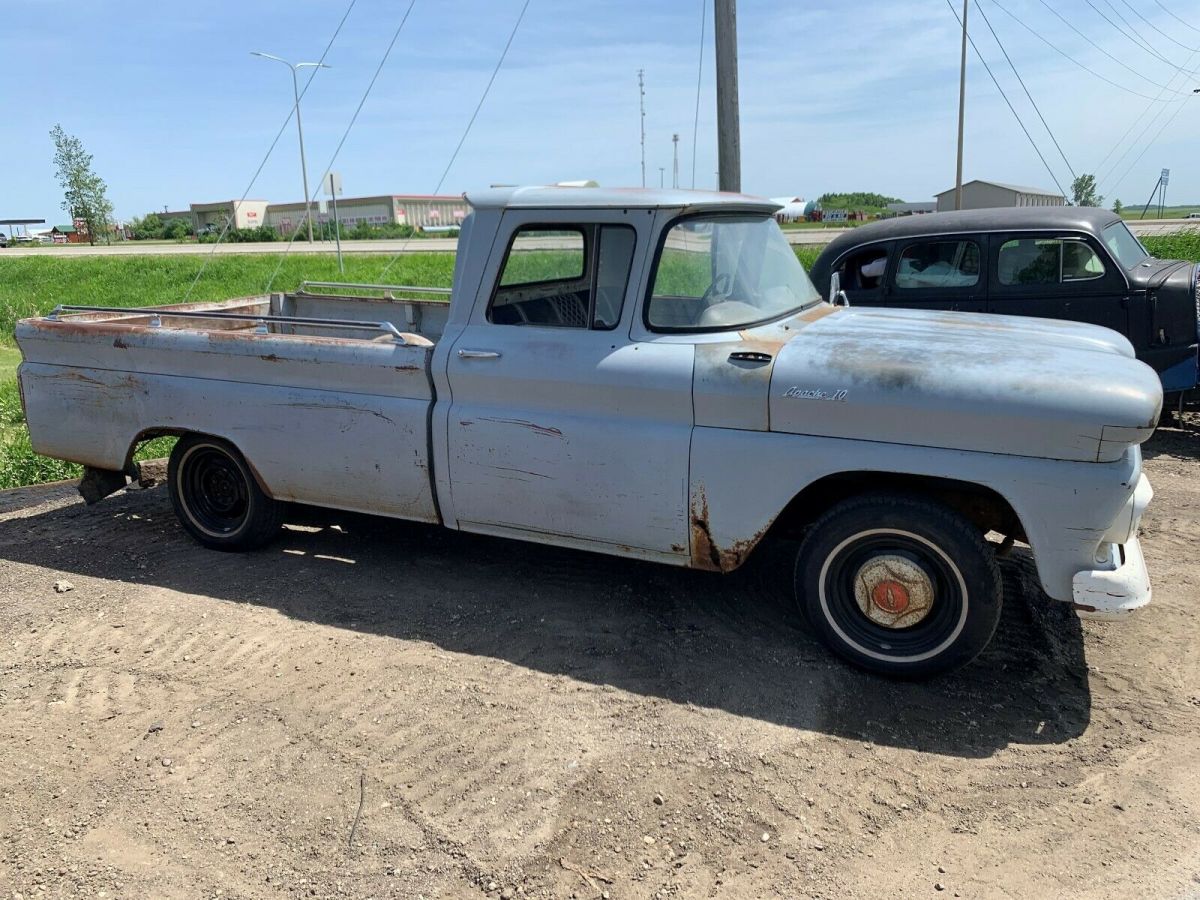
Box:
986;232;1129;336
443;211;694;560
885;235;988;313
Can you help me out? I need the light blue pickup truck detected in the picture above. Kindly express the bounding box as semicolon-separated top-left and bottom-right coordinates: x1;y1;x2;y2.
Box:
15;187;1161;677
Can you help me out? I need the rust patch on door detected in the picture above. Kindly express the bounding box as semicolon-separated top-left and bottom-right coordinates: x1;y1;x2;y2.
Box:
690;486;769;572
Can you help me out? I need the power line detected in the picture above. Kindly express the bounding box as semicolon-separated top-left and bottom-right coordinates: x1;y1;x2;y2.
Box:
377;0;530;282
1094;0;1173;60
987;0;1194;99
943;0;1069;198
1106;89;1197;194
690;0;706;189
1032;0;1195;91
1095;47;1197;185
264;0;419;292
183;0;356;301
1151;0;1200;35
976;0;1076;181
1115;0;1200;52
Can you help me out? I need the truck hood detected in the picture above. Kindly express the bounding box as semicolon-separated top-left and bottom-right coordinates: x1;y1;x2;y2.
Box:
761;306;1162;462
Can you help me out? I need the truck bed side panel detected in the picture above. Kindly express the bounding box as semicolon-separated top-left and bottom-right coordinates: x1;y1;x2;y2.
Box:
16;324;439;523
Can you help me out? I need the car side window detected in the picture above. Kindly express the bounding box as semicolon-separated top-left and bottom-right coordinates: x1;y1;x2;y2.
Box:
894;240;980;289
997;237;1105;287
489;225;636;328
837;246;890;291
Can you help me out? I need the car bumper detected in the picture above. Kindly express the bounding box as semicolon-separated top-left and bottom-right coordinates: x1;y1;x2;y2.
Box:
1072;537;1151;620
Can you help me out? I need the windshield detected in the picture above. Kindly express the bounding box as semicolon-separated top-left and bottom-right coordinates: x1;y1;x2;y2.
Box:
646;215;822;331
1102;222;1150;268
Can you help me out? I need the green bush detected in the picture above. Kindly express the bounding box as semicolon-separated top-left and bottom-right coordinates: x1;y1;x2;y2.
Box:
1142;231;1200;263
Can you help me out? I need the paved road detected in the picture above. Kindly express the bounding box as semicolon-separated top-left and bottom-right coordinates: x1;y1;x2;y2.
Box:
2;219;1191;258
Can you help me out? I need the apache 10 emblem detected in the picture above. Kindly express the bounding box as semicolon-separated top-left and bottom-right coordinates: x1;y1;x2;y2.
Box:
783;387;848;402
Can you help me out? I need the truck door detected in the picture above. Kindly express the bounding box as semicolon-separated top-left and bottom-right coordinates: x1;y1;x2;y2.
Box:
442;213;693;559
986;233;1129;336
886;235;987;313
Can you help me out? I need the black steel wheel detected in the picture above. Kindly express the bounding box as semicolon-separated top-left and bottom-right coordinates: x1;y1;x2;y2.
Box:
795;493;1002;678
168;435;283;551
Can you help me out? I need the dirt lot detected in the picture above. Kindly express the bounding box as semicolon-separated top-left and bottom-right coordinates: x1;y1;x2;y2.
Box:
1;426;1198;900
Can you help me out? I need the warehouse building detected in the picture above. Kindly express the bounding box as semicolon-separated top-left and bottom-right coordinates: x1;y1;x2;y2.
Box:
264;194;469;235
935;180;1065;212
190;200;270;232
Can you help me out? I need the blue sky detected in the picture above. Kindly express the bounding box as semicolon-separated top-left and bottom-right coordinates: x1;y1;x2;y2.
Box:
2;0;1198;224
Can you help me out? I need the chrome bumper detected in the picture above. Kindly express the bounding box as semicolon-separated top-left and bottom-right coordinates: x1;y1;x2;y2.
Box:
1072;536;1152;620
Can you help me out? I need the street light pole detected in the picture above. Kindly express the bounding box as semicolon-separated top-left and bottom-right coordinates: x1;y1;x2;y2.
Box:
252;51;329;244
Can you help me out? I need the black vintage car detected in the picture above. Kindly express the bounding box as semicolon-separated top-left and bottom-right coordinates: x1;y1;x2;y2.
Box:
809;207;1200;398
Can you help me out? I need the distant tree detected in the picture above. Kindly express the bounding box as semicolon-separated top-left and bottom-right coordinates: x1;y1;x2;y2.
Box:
818;191;903;210
49;124;114;246
130;212;165;241
162;217;193;240
1071;174;1103;208
1112;198;1124;215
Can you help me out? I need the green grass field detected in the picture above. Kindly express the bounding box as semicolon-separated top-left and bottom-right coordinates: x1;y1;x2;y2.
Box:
1120;206;1200;220
0;237;1190;489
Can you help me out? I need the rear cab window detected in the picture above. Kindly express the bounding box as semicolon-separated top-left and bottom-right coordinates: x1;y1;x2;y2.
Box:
489;225;636;329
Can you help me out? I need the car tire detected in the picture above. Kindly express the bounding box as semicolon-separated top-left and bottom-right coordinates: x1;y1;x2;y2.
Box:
795;493;1002;678
167;435;283;551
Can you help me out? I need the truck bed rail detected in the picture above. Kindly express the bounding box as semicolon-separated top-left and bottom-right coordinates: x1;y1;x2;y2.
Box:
44;304;411;343
297;281;452;300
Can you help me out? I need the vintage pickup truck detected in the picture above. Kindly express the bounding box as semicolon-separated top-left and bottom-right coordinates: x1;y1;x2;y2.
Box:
15;187;1161;677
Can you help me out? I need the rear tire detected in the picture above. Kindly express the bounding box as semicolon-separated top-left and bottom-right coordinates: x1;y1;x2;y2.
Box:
795;493;1002;678
167;435;282;551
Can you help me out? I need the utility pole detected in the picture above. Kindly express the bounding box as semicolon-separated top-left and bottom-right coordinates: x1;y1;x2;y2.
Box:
954;0;969;211
659;167;665;188
672;133;680;188
714;0;741;192
252;51;330;243
638;69;647;188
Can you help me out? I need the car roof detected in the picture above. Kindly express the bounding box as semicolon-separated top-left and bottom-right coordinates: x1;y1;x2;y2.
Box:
818;206;1123;259
466;185;781;215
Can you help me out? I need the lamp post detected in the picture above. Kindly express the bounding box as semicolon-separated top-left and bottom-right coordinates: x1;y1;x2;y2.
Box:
252;51;329;243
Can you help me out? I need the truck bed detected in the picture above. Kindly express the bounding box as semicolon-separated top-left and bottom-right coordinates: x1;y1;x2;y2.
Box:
15;288;451;523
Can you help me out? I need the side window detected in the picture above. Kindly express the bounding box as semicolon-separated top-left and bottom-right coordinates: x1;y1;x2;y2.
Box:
837;246;889;291
997;237;1105;287
894;240;980;289
489;225;636;328
593;226;636;329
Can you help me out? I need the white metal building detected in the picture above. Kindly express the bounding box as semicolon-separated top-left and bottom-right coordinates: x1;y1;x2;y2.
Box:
934;180;1065;212
265;194;469;234
189;200;270;232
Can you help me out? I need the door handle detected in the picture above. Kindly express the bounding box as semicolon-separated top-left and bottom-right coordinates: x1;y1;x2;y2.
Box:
458;348;501;359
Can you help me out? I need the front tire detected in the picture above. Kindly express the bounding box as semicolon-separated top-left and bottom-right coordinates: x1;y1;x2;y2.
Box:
795;494;1002;678
167;435;283;551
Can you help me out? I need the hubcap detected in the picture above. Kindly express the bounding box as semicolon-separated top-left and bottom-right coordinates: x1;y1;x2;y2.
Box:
852;554;935;629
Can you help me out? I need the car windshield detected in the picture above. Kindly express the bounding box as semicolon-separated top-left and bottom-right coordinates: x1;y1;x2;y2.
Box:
1102;222;1150;268
646;214;822;331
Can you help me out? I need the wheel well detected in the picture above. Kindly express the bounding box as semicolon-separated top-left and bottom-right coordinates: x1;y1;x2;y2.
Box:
770;471;1026;544
121;429;273;497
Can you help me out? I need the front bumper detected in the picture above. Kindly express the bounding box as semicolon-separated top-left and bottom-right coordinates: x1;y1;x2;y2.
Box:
1072;536;1152;620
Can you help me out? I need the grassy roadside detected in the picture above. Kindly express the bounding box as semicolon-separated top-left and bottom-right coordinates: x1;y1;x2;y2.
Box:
0;238;1191;490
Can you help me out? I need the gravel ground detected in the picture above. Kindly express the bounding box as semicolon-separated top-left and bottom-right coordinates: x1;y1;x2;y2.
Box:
1;423;1198;899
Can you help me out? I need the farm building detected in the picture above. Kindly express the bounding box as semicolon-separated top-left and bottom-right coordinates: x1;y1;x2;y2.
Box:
935;180;1065;212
